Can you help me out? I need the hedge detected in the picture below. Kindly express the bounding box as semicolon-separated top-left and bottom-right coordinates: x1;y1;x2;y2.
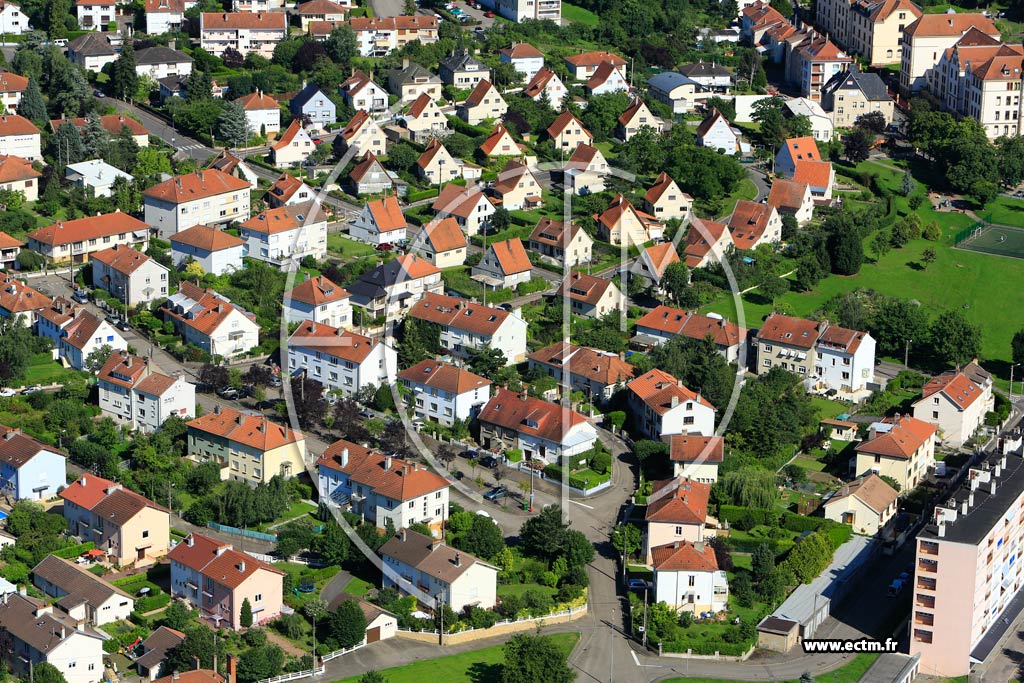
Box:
722;537;782;554
54;542;96;559
719;506;779;527
407;188;439;202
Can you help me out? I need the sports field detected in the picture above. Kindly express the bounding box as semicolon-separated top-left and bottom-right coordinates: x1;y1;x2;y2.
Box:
957;224;1024;260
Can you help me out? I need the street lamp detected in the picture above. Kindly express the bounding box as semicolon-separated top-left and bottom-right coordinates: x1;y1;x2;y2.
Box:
904;337;912;369
1011;363;1020;401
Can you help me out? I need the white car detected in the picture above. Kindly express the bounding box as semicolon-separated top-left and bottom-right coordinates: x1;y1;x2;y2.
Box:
21;385;42;395
0;388;16;398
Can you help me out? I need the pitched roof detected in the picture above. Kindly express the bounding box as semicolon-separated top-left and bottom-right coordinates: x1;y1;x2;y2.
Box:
728;200;775;250
416;138;451;170
135;372;181;397
527;343;634;387
0;426;64;469
818;324;868;354
679;61;733;78
60;309;109;351
641;242;680;278
798;35;850;62
793;160;833;188
0;71;27;93
50;114;147;137
0;153;33;183
594;194;659;233
628;368;715;414
855;415;937;459
487;237;531;275
492;158;537;195
347;254;440;298
90;244;157;276
59;473;167;518
683;216;731;267
0;275;51;313
666;434;725;464
240;201;327;235
651;540;719;572
340;70;378;95
420;217;467;253
143;169;249;204
528;218;585;249
398;359;490;395
271;119;309;152
696;109;731;139
767;178;811;212
0;594;102;654
524;67;558;98
169;224;245;252
546;110;592;140
96;350;147;389
757;312;821;348
145;0;188;13
406;93;434;119
286;275;350;306
781;136;820;163
463;78;497;107
379;529;492;585
564;50;627;67
644;172;688;206
634;307;744;348
350;151;389;184
568;141;602;167
741;1;787;27
67;32;115;57
617;97;652;125
478;388;590;444
904;12;998;37
499;43;543;59
288;321;383;363
317;438;377;474
921;369;985;410
388;62;439;86
431;183;489;219
822;66;890;101
439;49;486;73
341;109;373;140
162;282;256;338
28;211;148;247
166;532;284;589
363;195;406;233
0;231;23;249
585;61;624;90
135;627;187;672
645;476;711;524
267;172;311;204
346;15;438;30
556;270;616;306
825;473;898;514
201;11;287;30
135;46;193;66
296;0;347;13
409;292;517;336
479;123;521;156
234;90;279;110
188;406;303;451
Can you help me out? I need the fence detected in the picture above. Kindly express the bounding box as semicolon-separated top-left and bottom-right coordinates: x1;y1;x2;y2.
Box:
321;639;366;662
396;604;588;638
254;641;366;683
207;522;278;543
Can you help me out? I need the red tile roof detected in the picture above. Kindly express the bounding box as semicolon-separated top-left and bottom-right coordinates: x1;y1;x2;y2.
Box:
162;281;256;337
96;349;147;389
272;119;309;152
527;343;634;387
239;201;326;235
463;79;497;107
0;72;27;93
296;0;348;14
266;173;310;205
728;200;775;250
0;231;23;249
781;136;820;163
546;110;591;141
556;270;616;306
60;473;167;517
641;242;680;278
479;123;522;156
409;292;517;336
524;67;558;99
416;138;451;170
793;160;833;189
201;11;287;29
488;237;531;275
585;61;625;90
0;426;65;469
0;155;39;183
420;217;467;253
666;434;724;464
398;359;490;395
921;370;985;410
564;51;627;67
904;12;998;37
169;224;244;252
288;320;383;363
28;211;148;247
500;43;543;59
0;275;51;313
855;415;936;459
651;540;719;572
60;309;108;351
143;169;249;204
645;477;711;524
346;15;437;30
167;532;284;589
188;406;303;451
528;218;584;249
767;178;810;212
90;244;156;276
817;325;867;354
431;184;489;219
477;388;590;444
50;114;147;137
286;275;350;306
757;312;820;348
683;217;731;267
364;195;406;234
235;90;279;110
645;172;687;206
0;115;39;137
628;368;715;414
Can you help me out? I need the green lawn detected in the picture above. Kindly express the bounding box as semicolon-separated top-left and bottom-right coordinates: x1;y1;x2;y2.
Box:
664;653;878;683
982;195;1024;228
811;397;850;420
281;500;317;520
791;455;827;472
342;576;374;597
23;353;88;386
327;233;375;259
730;553;752;571
327;633;579;683
717;177;759;219
497;582;558;600
561;1;600;25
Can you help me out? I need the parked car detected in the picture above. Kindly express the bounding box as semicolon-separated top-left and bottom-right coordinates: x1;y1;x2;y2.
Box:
21;385;42;395
115;319;131;332
93;89;105;98
483;10;494;16
217;387;240;400
483;485;507;501
359;409;375;419
453;470;464;480
479;455;499;468
628;578;651;591
377;243;395;251
0;388;16;398
72;289;89;303
269;376;282;388
461;449;479;460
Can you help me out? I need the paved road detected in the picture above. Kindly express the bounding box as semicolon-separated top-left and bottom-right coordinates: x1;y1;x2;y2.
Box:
369;0;404;17
110;99;214;161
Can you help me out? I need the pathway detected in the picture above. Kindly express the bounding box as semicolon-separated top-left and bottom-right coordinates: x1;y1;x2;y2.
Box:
265;628;310;658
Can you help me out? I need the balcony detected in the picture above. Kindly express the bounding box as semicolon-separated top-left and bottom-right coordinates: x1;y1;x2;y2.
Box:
916;594;935;609
918;577;937;591
914;612;934;626
918;559;938;573
919;541;939;556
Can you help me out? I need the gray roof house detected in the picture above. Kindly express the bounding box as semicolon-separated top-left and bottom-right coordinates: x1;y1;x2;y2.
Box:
135;626;187;680
388;61;442;102
437;49;490;88
31;555;135;627
289;81;337;131
134;46;194;77
821;66;890;105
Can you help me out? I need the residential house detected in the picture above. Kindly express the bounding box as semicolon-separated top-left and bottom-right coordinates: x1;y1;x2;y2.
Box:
627;368;716;439
823;473;899;535
295;0;347;30
899;12;999;96
630;242;680;294
616;97;663;141
585;62;629;95
696;109;742;155
32;555;134;626
349;194;407;246
96;350;195;433
135;627;187;681
794;35;853;101
401;94;449;143
784;97;834;141
527;342;634;403
491;158;541;211
388;61;442;104
317;441;449;532
134;46;193;80
527;217;593;267
169;224;245;276
0;115;39;160
282;274;352;329
0;425;66;500
643;476;713;560
472;237;532;290
652;541;729;613
350;151;401;195
50;115;149;148
90;245;168;307
0;72;26;113
199;12;288;59
683;216;733;268
816;0;920;66
564;142;609;196
265;172;315;208
347;16;439;57
187;405;306;483
666;433;724;483
347;254;443;322
432;184;494;235
33;297;80;345
457;79;507;125
60;473;170;566
65;159;132;198
28;211;149;265
337;108;386;156
0;3;28;36
339;71;389;113
524;67;567;108
563;51;628;80
289;81;337;131
482;0;560;22
767;178;814;226
438;49;489;89
854;414;937;490
408;292;528;363
0;153;38;201
0;594;105;683
728;200;782;251
234;90;280;136
633;306;746;362
821;418;860;441
679;61;734;90
161;282;261;358
67;32;117;72
912;361;994;447
0;275;50;325
754;312;822;378
380;529;498;611
499;43;545;81
546;110;593;150
0;231;21;270
774;136;821;177
398;359;491;426
646;72;700;114
56;308;127;370
594;194;664;247
168;532;285;629
813;324;876;394
556;271;625;319
416;139;462;184
409;218;468;268
643;172;693;222
145;0;196;34
477;388;598;464
270;120;315;168
479;123;524;157
143;169;251;238
239;201;328;264
794;159;835;199
287;322;396;395
75;0;114;30
821;66;895;129
206;149;258;188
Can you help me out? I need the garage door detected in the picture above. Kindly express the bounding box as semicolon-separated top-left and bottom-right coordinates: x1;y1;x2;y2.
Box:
367;627;380;644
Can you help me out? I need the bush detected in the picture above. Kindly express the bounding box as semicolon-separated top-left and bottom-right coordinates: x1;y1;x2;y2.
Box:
718;506;779;527
589;449;612;475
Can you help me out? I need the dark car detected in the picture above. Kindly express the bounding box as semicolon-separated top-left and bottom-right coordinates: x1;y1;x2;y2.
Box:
115;319;131;332
377;243;395;251
72;289;89;303
461;449;479;460
479;455;499;468
628;578;651;591
483;485;507;501
453;470;464;480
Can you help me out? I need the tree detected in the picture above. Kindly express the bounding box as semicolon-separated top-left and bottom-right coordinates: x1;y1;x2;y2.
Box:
921;247;937;269
467;346;507;376
111;42;139;101
240;598;254;628
359;673;388;683
929;310;981;367
324;25;358;65
843;129;872;163
0;316;40;383
162;600;194;631
52;121;85;168
611;523;642;560
799;673;816;683
1012;329;1024;367
826;223;864;276
870;230;891;261
751;543;775;584
855;111;886;134
997;135;1024;187
900;169;916;197
82;112;110;158
236;645;284;683
455;514;505;559
311;522;351;566
218;100;252;148
199;363;230;392
328;599;366;649
660;261;690;305
290;375;328;428
879;475;901;492
757;273;788;304
501;633;575;683
519;505;568;561
19;76;46;124
32;663;67;683
720;468;778;508
84;344;114;372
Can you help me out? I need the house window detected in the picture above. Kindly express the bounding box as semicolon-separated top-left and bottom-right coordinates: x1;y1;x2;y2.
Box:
255;593;262;602
688;576;695;587
674;526;682;535
142;530;149;538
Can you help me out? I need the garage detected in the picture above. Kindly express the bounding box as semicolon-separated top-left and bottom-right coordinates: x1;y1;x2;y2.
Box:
366;626;380;644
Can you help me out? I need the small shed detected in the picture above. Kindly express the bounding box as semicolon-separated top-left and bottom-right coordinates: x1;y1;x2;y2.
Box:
756;615;799;652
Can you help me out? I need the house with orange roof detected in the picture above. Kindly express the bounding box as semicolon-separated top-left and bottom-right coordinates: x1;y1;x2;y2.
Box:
409;217;468;268
431;183;493;235
61;472;171;566
665;433;724;482
774;136;821;178
239;201;328;264
206;148;258;188
169;224;244;276
416;139;464;183
767;177;814;226
684;216;733;268
270;119;315;168
199;11;288;59
855;414;937;489
408;293;527;363
913;362;994;447
740;2;788;46
399;359;491;426
472;237;532;290
546;110;593;150
562;50;627;80
90;244;169;306
282;274;352;329
643;476;714;559
628;368;716;439
478;388;598;463
479;123;523;157
168;532;285;629
754;311;823;378
287;320;397;395
350;151;402;195
0;231;21;269
594;194;664;247
633;306;746;361
0;114;40;160
295;0;347;30
564;142;609;196
527;342;634;403
556;270;625;319
585;61;629;95
338;108;387;156
265;172;315;208
816;0;920;66
524;66;567;108
50;114;149;148
696;109;742;155
401;94;449;142
793;35;852;101
616;97;663;141
27;211;150;264
727;200;782;251
350;194;407;246
0;72;27;114
643;172;693;222
161;281;260;358
187;404;306;483
339;70;388;113
491;158;540;211
57;307;128;371
0;275;51;325
347;16;439;57
652;540;729;613
630;242;680;294
96;349;195;433
0;154;39;202
822;473;899;535
347;253;443;322
143;169;251;238
793;159;835;199
899;12;999;96
234;90;280;136
457;79;507;125
527;217;593;267
499;42;544;80
0;425;67;501
145;0;196;35
813;322;876;394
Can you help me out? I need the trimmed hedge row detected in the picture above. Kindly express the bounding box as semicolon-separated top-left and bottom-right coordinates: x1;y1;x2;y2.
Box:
718;506;778;527
54;542;95;559
407;188;439;203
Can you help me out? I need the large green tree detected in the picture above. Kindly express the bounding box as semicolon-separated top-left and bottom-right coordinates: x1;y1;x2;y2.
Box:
19;76;46;124
328;599;367;649
501;634;575;683
111;42;139;101
928;310;981;367
217;100;252;148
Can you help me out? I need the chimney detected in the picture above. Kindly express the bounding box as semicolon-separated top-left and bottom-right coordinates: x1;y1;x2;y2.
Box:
227;655;237;683
17;586;25;597
186;534;194;547
402;57;409;69
126;355;133;368
670;395;679;408
169;39;175;51
235;414;245;425
193;656;202;671
173;674;180;681
400;528;407;542
238;560;246;572
455;552;461;567
384;456;392;470
340;447;349;467
214;404;222;415
937;521;946;537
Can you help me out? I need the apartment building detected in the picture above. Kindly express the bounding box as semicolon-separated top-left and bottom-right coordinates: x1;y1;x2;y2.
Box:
477;388;598;464
239;201;328;265
821;65;895;128
187;405;306;483
96;350;195;434
627;368;716;439
75;0;114;30
347;15;439;57
27;211;149;264
794;35;853;101
161;282;261;358
754;312;823;378
199;12;287;59
145;0;196;34
899;12;999;96
854;414;937;490
398;359;491;426
813;324;876;394
287;322;397;397
90;245;169;307
143;169;251;238
816;0;921;65
408;292;528;363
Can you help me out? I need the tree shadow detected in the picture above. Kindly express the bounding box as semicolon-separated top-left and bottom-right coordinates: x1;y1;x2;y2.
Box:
467;662;503;683
906;261;925;271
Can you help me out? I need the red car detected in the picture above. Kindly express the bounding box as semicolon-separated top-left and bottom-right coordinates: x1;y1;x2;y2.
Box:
484;10;494;16
377;243;395;251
